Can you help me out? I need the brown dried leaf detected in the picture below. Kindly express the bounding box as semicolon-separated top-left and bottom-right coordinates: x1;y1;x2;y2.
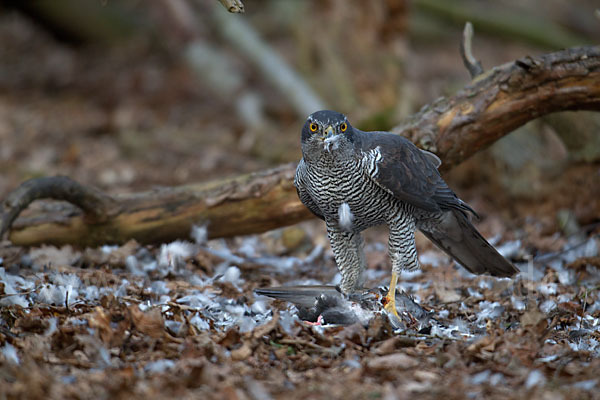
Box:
129;305;166;340
252;311;278;339
366;353;419;370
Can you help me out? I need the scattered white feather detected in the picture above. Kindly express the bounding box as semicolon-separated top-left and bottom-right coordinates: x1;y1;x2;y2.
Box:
489;373;505;386
251;300;268;314
278;308;300;335
114;280;129;298
557;294;571;303
538;283;557;296
540;300;557;313
150;281;170;296
572;380;597;391
83;286;100;301
100;245;119;254
558;269;574;285
177;292;212;309
205;246;245;265
496;240;521;258
220;266;242;285
469;370;490;385
237;316;257;333
338;202;354;231
164;320;183;336
144;359;175;374
476;301;504;323
125;255;144;276
45;317;58;336
158;241;197;270
0;267;32;306
418;250;446;267
238;236;260;258
0;294;29;308
250;256;300;270
37;284;69;306
478;279;493;290
525;370;546;389
191;225;208;245
563;237;598;264
1;343;19;365
467;287;483;299
190;314;210;331
510;296;526;311
568;337;599;354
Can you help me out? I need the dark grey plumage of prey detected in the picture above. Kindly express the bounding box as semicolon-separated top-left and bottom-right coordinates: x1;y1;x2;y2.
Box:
294;110;518;315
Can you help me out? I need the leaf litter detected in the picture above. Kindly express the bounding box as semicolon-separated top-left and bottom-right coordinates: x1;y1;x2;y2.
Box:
0;217;599;399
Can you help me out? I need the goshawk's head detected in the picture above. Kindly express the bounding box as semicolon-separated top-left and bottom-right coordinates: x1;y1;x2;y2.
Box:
301;110;355;160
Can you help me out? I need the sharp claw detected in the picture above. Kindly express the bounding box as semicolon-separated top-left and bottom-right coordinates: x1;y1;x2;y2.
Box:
383;295;400;318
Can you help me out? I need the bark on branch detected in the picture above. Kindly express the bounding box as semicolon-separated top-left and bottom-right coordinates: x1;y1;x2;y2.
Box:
395;45;600;170
2;45;599;247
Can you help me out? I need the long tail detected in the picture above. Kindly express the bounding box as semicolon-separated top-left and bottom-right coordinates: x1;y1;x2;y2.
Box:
421;210;518;277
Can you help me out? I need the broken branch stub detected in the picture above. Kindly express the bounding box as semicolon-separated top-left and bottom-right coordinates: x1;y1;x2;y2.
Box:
1;45;599;247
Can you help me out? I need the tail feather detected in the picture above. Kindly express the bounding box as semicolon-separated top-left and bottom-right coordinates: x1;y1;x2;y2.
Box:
254;285;342;308
421;210;518;277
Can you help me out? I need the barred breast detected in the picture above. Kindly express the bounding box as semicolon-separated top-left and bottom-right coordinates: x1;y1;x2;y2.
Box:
302;150;414;232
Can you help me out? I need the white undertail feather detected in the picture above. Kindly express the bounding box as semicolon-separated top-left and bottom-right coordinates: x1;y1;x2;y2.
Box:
338;202;354;231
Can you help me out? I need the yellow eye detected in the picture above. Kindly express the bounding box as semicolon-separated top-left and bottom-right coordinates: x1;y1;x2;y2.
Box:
309;123;318;132
340;122;347;132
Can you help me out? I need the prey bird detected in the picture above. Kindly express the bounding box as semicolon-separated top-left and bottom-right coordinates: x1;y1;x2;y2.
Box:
294;110;518;318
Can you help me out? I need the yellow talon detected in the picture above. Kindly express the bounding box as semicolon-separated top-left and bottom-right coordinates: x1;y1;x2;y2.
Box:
383;272;400;318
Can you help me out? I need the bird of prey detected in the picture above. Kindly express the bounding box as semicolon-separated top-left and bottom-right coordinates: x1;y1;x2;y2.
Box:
294;110;518;318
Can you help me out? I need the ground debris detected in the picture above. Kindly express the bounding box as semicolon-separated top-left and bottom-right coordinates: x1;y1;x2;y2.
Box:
0;221;598;398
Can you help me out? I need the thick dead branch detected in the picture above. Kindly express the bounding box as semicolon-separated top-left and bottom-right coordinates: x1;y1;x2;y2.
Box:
395;45;600;170
0;176;116;238
2;46;599;247
1;164;309;247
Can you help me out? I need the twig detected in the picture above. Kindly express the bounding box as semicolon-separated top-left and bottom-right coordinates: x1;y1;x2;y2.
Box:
460;22;484;78
217;0;244;13
0;288;37;299
580;289;587;330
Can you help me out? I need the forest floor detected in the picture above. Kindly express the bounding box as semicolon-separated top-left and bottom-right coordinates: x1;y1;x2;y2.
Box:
1;9;600;400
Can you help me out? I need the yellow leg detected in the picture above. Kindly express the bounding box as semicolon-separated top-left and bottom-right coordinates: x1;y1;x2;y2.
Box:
383;272;400;318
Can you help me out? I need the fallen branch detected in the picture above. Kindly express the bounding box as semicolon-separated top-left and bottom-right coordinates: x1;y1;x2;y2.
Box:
395;45;600;170
2;45;599;247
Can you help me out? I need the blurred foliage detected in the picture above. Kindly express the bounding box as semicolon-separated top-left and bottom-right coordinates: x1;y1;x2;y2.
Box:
0;0;598;201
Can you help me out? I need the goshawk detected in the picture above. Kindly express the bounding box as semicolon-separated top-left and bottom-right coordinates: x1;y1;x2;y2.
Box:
294;110;518;316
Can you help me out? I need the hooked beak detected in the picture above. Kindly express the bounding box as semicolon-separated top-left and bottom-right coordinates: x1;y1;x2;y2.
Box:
322;125;340;153
321;125;335;141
